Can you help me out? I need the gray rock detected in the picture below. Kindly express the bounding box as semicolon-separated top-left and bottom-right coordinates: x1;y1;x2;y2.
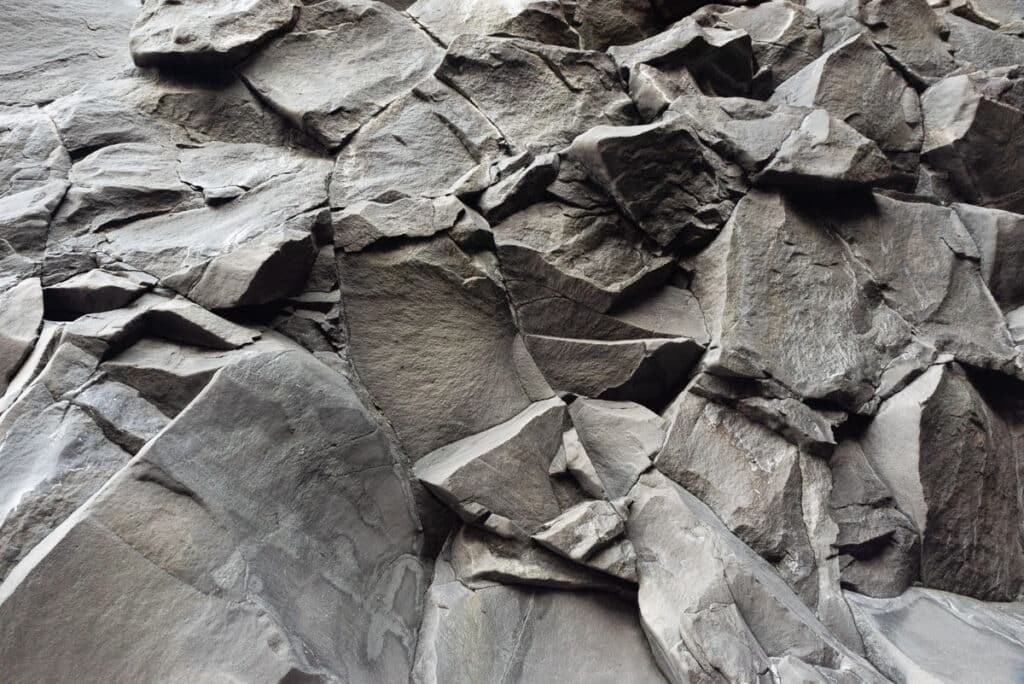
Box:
0;350;427;682
944;13;1024;70
337;235;552;459
0;0;137;104
0;105;69;197
476;153;560;222
408;0;579;48
858;0;958;87
0;321;61;415
0;278;43;394
242;0;442;148
413;547;666;684
71;380;170;453
532;499;625;562
330;77;504;207
435;35;635;153
414;397;566;538
922;72;1024;212
333;195;469;252
608;14;755;97
860;363;1024;600
568;398;665;498
771;32;924;175
562;0;665;51
42;269;147;317
954;202;1024;311
569;117;746;248
130;0;298;69
656;390;817;602
627;469;885;683
847;588;1024;683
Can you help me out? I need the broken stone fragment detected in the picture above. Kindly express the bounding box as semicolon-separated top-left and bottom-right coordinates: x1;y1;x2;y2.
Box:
129;0;298;69
407;0;579;48
569;117;746;248
242;0;443;148
0;278;43;394
413;397;566;538
532;499;626;562
435;35;635;153
568;398;666;498
944;12;1024;70
71;380;170;454
607;14;755;97
953;202;1024;311
42;269;147;317
338;235;552;459
771;32;924;175
476;153;560;223
332;195;469;252
413;546;665;684
857;0;958;88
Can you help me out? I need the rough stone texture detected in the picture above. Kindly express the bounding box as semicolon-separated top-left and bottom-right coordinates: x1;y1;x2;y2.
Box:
3;1;1024;680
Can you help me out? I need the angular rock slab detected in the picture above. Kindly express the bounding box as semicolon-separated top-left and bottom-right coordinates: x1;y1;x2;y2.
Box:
242;0;443;148
337;235;552;459
569;117;745;248
0;350;427;682
858;0;957;87
628;470;884;683
0;278;43;393
414;397;565;538
953;203;1024;311
847;588;1024;683
413;550;666;683
130;0;298;69
860;363;1024;600
408;0;579;48
436;35;635;153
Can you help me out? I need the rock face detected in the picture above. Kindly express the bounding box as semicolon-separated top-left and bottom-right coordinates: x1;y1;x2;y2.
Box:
4;0;1024;681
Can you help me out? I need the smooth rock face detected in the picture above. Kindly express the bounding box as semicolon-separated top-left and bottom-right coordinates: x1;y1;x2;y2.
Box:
130;0;298;69
3;0;1024;681
0;351;426;682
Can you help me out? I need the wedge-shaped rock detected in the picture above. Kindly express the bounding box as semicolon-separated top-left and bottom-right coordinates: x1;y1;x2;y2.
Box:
71;380;169;454
338;235;552;459
330;78;504;206
846;588;1024;683
493;201;673;313
608;14;755;97
413;549;666;684
754;109;895;188
772;32;923;174
0;105;70;197
628;470;886;683
408;0;578;47
656;390;817;602
526;335;703;410
860;363;1024;600
0;0;137;104
944;13;1024;70
436;35;635;153
533;499;625;562
922;72;1024;212
569;399;665;498
242;0;442;148
858;0;957;87
563;0;665;50
333;196;470;252
44;75;298;155
414;397;566;538
130;0;298;68
0;181;67;278
569;118;745;248
42;269;147;317
954;203;1024;310
0;350;427;682
829;440;920;598
0;278;43;393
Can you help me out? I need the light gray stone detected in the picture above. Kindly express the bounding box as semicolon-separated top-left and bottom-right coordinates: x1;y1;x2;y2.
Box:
0;278;43;394
569;398;665;498
532;499;625;562
408;0;579;48
42;269;147;317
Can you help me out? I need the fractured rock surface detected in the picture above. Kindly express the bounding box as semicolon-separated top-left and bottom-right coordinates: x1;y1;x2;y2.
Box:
2;0;1024;681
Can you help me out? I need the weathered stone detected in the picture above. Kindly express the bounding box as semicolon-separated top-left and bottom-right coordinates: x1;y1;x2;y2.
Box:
414;397;565;538
627;470;885;683
71;380;170;454
568;398;665;498
533;499;625;562
242;0;443;148
945;13;1024;70
569;117;746;248
0;350;427;682
42;269;147;317
772;32;924;174
408;0;579;48
922;72;1024;212
608;14;755;97
0;278;43;395
656;390;817;602
0;105;70;197
130;0;297;69
954;203;1024;311
333;196;469;252
847;588;1024;683
436;35;635;153
413;548;665;684
338;235;552;459
858;0;958;87
477;153;560;222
